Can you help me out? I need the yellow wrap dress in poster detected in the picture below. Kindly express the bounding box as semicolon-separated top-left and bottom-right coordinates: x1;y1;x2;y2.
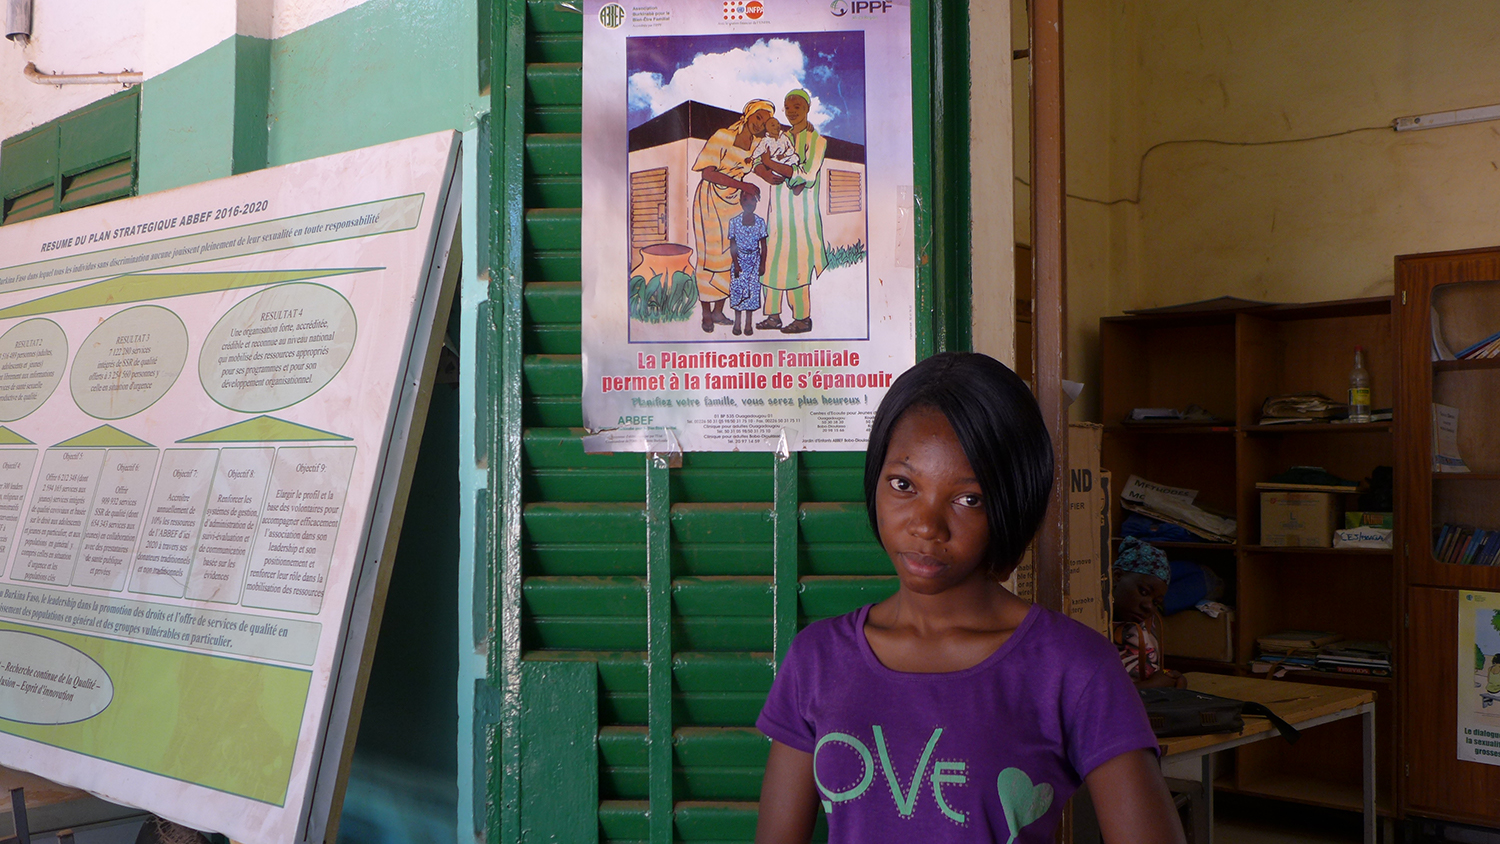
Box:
690;128;758;303
762;126;827;322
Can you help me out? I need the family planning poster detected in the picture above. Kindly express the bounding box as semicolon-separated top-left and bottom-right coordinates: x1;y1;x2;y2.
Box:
581;0;916;452
0;131;460;843
1459;590;1500;766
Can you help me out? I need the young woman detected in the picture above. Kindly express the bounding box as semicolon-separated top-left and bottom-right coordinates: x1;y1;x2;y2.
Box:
691;99;778;333
754;353;1184;843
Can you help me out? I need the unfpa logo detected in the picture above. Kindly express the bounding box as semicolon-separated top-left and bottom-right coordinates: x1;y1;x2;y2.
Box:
723;0;764;20
599;3;625;28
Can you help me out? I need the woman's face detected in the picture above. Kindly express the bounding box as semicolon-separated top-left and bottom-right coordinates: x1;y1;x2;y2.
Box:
746;109;773;136
876;406;992;597
783;95;809;125
1112;572;1167;624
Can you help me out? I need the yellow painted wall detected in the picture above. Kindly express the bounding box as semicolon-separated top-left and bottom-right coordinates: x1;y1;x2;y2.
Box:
1022;1;1500;420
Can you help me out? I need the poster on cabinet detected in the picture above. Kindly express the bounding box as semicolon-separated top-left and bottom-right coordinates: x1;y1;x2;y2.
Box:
580;0;916;452
0;131;460;844
1457;590;1500;766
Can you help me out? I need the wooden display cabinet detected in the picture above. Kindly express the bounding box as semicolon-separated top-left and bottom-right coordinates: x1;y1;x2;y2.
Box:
1101;297;1399;816
1395;246;1500;826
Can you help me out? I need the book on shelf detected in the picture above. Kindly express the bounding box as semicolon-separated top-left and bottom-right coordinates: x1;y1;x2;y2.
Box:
1456;327;1500;359
1432;403;1470;473
1433;524;1500;565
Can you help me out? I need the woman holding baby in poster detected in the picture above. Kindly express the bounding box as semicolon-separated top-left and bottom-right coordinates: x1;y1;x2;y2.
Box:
757;88;827;336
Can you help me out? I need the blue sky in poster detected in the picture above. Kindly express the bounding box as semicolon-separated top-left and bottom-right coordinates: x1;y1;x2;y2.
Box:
626;31;866;145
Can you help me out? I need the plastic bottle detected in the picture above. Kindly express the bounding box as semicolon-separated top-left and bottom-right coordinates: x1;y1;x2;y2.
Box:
1348;346;1371;423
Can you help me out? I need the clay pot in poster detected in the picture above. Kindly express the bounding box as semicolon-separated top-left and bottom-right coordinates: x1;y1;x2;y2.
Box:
628;243;697;323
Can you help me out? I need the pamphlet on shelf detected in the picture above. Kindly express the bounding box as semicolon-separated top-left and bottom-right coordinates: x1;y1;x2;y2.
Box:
1432;403;1470;472
1432;307;1457;361
1121;475;1198;507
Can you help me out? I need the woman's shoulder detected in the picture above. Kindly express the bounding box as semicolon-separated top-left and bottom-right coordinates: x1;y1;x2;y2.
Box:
784;606;868;662
1017;605;1126;667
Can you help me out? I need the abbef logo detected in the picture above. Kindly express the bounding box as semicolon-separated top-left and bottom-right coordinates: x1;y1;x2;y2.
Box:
831;0;892;14
599;3;625;28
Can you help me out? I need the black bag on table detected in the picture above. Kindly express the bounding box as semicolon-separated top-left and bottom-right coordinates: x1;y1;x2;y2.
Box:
1138;688;1300;743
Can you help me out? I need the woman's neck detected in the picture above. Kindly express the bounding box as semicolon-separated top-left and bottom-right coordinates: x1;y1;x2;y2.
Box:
883;577;1022;635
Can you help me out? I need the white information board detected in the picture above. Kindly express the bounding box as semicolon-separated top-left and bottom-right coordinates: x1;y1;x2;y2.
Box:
0;131;461;843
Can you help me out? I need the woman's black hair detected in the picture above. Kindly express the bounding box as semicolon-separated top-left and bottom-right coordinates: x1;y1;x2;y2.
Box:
864;352;1054;577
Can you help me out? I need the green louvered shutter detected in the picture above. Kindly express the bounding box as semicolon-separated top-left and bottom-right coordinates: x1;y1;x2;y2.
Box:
484;1;970;841
1;88;138;225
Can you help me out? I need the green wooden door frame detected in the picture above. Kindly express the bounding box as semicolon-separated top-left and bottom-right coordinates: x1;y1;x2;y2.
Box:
479;1;973;841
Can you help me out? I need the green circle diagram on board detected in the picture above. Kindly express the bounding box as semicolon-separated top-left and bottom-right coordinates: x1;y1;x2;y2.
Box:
0;629;114;724
198;283;358;413
0;318;68;422
71;305;190;420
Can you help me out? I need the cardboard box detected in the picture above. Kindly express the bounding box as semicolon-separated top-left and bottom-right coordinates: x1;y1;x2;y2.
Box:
1005;424;1111;635
1260;491;1341;547
1163;609;1234;662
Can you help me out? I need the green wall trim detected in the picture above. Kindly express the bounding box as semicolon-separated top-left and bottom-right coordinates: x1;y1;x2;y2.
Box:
266;0;483;166
233;35;271;175
139;36;271;195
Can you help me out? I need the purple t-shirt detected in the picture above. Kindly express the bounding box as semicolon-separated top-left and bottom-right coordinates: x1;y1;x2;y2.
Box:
756;603;1158;843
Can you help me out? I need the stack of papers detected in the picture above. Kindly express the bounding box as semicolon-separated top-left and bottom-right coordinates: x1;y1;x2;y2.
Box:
1257;630;1343;654
1119;476;1237;543
1316;641;1393;677
1260;393;1347;424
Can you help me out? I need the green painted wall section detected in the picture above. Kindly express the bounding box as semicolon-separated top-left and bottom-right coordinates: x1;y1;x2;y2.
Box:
266;0;484;166
140;0;481;190
138;35;271;195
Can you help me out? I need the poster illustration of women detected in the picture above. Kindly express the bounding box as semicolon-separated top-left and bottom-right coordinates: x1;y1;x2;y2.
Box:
581;0;915;453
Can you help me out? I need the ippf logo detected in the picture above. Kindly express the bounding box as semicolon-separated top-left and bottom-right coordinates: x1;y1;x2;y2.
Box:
599;2;625;28
831;0;892;14
723;1;764;20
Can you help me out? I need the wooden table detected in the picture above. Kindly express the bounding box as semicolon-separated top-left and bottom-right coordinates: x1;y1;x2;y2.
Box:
1159;674;1376;844
0;766;142;839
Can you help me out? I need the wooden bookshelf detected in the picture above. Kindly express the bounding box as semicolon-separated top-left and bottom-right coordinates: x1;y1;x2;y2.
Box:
1101;295;1399;818
1396;246;1500;827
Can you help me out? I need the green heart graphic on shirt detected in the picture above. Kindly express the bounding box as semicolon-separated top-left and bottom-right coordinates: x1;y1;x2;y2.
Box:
996;767;1054;844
